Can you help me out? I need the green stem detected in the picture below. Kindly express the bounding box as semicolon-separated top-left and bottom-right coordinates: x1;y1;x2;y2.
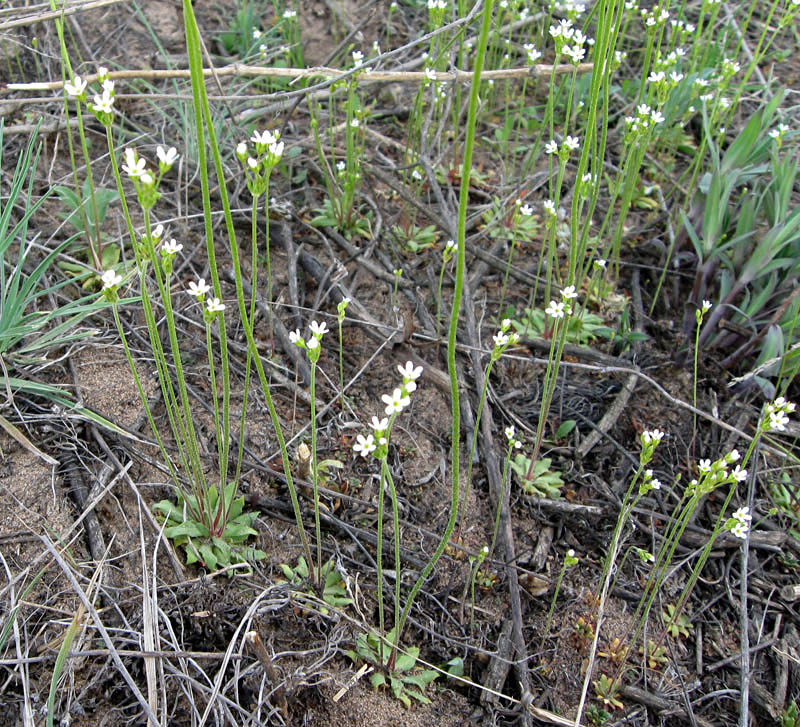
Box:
394;0;495;647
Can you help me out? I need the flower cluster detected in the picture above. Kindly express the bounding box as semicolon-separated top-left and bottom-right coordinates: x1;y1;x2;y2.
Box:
236;129;284;197
544;285;578;321
623;103;665;141
353;361;422;459
492;319;520;360
121;146;178;210
290;320;328;363
64;67;117;126
545;135;580;163
641;4;669;28
687;449;747;497
695;299;712;325
639;428;664;465
765;397;796;432
769;123;789;148
726;506;752;540
639;468;663;495
523;43;542;64
549;18;592;63
504;425;523;451
427;0;447;26
442;238;457;263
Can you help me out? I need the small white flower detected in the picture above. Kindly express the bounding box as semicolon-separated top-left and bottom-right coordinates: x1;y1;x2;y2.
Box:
505;425;515;440
310;320;328;337
650;478;662;490
519;203;533;216
769;410;789;431
188;278;211;298
336;160;346;172
702;300;712;313
101;270;122;289
251;129;276;147
282;8;297;18
122;148;146;179
445;239;456;251
727;449;740;462
102;79;115;94
140;172;154;187
90;89;114;114
353;433;376;457
162;238;182;255
543;199;556;216
289;330;302;344
350;118;360;128
247;157;259;170
561;285;578;300
595;258;607;269
698;459;712;473
236;141;248;158
206;297;225;314
411;169;424;181
397;361;423;380
370;416;389;432
307;336;319;350
731;521;749;539
151;223;164;241
545;140;558;155
352;50;364;67
64;75;87;97
732;506;752;523
157;145;179;168
545;300;566;319
493;332;509;348
564;135;580;150
382;388;410;415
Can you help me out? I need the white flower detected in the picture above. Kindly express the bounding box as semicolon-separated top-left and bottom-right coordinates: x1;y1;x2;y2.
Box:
247;157;259;170
595;258;607;269
519;203;533;216
64;75;87;97
236;141;248;158
188;278;211;298
251;129;276;147
650;478;662;490
90;89;114;114
411;169;424;181
731;521;749;539
336;160;346;172
642;429;664;444
545;300;566;319
545;140;558;155
283;8;296;18
101;270;122;290
727;449;740;462
289;329;302;344
543;199;556;216
769;410;789;431
382;388;410;415
162;238;182;255
561;285;578;300
445;239;456;251
493;332;509;348
151;224;164;241
157;145;179;168
310;320;328;337
370;416;389;432
702;300;712;313
102;79;115;94
564;135;580;150
353;433;376;457
269;140;284;160
350;118;360;128
732;507;752;523
505;425;515;440
352;50;364;67
122;148;146;179
698;459;712;473
397;361;423;380
307;336;319;350
140;172;154;187
206;297;225;313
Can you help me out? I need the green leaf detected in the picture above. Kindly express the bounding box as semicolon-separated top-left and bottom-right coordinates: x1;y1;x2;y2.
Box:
555;420;576;439
164;521;209;539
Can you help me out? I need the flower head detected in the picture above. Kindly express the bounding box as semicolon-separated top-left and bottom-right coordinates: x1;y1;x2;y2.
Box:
382;388;410;415
122;148;146;179
353;433;376;457
64;76;87;97
398;361;423;381
206;297;225;314
161;238;182;256
545;300;566;319
370;416;389;433
561;285;578;300
310;320;328;337
188;278;211;299
101;270;122;290
156;145;179;170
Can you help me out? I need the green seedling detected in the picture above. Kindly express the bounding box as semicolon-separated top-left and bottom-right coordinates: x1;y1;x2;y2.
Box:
780;701;800;727
153;483;265;572
311;197;373;240
662;603;693;639
511;306;607;345
769;473;800;542
593;673;624;711
586;704;612;727
392;222;438;253
640;640;669;670
598;637;628;665
511;454;564;499
280;556;352;614
347;627;439;708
